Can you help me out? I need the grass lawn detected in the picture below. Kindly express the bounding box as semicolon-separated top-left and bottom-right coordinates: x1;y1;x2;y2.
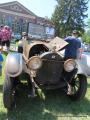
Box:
0;54;90;120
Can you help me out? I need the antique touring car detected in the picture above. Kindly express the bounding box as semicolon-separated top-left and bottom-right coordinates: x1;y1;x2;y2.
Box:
3;37;87;109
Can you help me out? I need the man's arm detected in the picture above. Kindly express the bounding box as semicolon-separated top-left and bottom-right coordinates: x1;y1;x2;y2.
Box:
77;40;83;59
78;48;83;59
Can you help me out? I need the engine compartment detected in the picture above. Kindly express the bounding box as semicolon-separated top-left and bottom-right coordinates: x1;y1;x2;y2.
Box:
29;44;49;58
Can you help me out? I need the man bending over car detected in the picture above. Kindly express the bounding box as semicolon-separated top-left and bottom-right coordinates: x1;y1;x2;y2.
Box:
64;30;83;95
64;30;82;60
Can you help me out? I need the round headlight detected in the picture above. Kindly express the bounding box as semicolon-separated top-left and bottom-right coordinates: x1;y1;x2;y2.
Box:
64;59;76;72
28;56;42;70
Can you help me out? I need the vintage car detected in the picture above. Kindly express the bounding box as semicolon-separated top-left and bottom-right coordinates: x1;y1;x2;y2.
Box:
3;37;87;109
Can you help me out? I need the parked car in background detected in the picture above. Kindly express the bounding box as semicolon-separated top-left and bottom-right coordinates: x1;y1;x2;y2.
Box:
82;43;90;52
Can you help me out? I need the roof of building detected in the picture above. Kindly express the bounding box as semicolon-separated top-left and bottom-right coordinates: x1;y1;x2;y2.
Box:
0;1;36;16
0;1;54;27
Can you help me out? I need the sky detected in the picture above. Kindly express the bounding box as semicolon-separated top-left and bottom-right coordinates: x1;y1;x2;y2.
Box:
0;0;90;20
0;0;57;18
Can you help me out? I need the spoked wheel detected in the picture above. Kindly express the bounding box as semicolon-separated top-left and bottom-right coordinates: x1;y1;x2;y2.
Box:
68;75;87;101
3;75;16;109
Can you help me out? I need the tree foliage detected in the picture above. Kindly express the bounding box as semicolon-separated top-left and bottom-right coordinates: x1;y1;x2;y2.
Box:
51;0;89;37
83;19;90;43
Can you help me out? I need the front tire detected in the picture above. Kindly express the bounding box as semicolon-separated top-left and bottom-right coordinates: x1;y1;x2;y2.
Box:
3;75;15;109
68;75;87;101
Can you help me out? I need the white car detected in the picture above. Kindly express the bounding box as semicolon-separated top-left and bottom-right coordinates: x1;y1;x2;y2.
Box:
59;49;90;77
77;52;90;76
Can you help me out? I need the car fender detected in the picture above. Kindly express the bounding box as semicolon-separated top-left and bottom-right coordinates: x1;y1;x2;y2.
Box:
5;53;24;77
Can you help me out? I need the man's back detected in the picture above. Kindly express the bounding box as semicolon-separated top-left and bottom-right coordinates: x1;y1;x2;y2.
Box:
65;36;81;59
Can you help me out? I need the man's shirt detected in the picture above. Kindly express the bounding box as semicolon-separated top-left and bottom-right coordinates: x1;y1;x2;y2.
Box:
65;36;81;59
1;29;12;42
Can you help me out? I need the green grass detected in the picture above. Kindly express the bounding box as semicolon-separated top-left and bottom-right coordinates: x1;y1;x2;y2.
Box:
0;54;90;120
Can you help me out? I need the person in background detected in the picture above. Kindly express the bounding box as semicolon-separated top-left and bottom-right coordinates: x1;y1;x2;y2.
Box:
22;32;30;40
1;25;12;52
18;32;27;53
0;25;3;48
0;51;3;76
64;30;82;60
78;34;84;54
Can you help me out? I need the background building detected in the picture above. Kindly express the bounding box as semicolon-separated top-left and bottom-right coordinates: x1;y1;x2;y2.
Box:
0;1;55;39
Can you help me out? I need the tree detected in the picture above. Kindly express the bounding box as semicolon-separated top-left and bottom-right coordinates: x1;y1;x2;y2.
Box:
83;19;90;43
51;0;89;37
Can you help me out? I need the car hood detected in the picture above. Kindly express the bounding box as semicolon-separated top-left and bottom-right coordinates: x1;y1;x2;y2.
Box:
30;37;68;51
23;37;68;58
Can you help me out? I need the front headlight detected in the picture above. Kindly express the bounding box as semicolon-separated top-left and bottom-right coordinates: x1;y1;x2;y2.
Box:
28;56;42;70
64;59;76;72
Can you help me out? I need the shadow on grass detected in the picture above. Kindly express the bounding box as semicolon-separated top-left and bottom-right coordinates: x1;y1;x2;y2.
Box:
5;84;90;120
0;112;7;120
0;85;3;93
